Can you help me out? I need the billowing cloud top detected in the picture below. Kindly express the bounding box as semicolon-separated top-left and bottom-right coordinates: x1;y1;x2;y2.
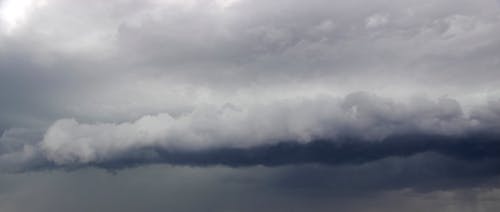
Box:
0;0;500;172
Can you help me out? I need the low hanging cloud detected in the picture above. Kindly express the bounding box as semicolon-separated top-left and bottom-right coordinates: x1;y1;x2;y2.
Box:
0;92;482;169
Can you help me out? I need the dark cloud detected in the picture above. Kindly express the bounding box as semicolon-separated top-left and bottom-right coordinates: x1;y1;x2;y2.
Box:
30;92;497;166
1;91;500;173
6;132;500;179
63;133;500;170
0;0;500;210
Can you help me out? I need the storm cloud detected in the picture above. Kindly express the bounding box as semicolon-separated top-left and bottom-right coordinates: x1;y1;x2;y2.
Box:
1;0;500;211
37;92;499;166
0;0;499;170
0;92;499;173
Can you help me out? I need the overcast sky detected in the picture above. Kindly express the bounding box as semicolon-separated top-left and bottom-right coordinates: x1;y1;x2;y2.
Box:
1;0;500;211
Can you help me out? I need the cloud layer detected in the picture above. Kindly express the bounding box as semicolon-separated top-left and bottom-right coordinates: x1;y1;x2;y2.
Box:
0;0;499;176
3;2;500;212
37;92;497;165
0;92;498;173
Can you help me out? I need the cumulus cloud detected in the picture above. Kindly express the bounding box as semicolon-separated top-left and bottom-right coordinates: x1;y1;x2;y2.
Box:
0;91;498;170
29;92;496;166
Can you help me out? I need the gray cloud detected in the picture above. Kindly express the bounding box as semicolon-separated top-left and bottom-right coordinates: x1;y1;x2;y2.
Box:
0;92;499;173
1;1;500;210
37;92;482;165
0;0;498;166
1;0;499;131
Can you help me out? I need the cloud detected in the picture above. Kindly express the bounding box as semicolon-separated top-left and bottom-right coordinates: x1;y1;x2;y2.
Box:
0;93;481;169
2;1;500;211
0;0;498;176
365;13;389;29
0;0;500;130
1;91;498;172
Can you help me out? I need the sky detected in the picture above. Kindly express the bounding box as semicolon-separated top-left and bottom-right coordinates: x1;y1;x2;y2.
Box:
1;0;500;211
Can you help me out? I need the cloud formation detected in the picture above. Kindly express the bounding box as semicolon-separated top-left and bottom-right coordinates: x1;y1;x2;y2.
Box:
3;2;500;212
38;92;483;165
0;92;498;172
0;0;499;175
1;0;500;129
